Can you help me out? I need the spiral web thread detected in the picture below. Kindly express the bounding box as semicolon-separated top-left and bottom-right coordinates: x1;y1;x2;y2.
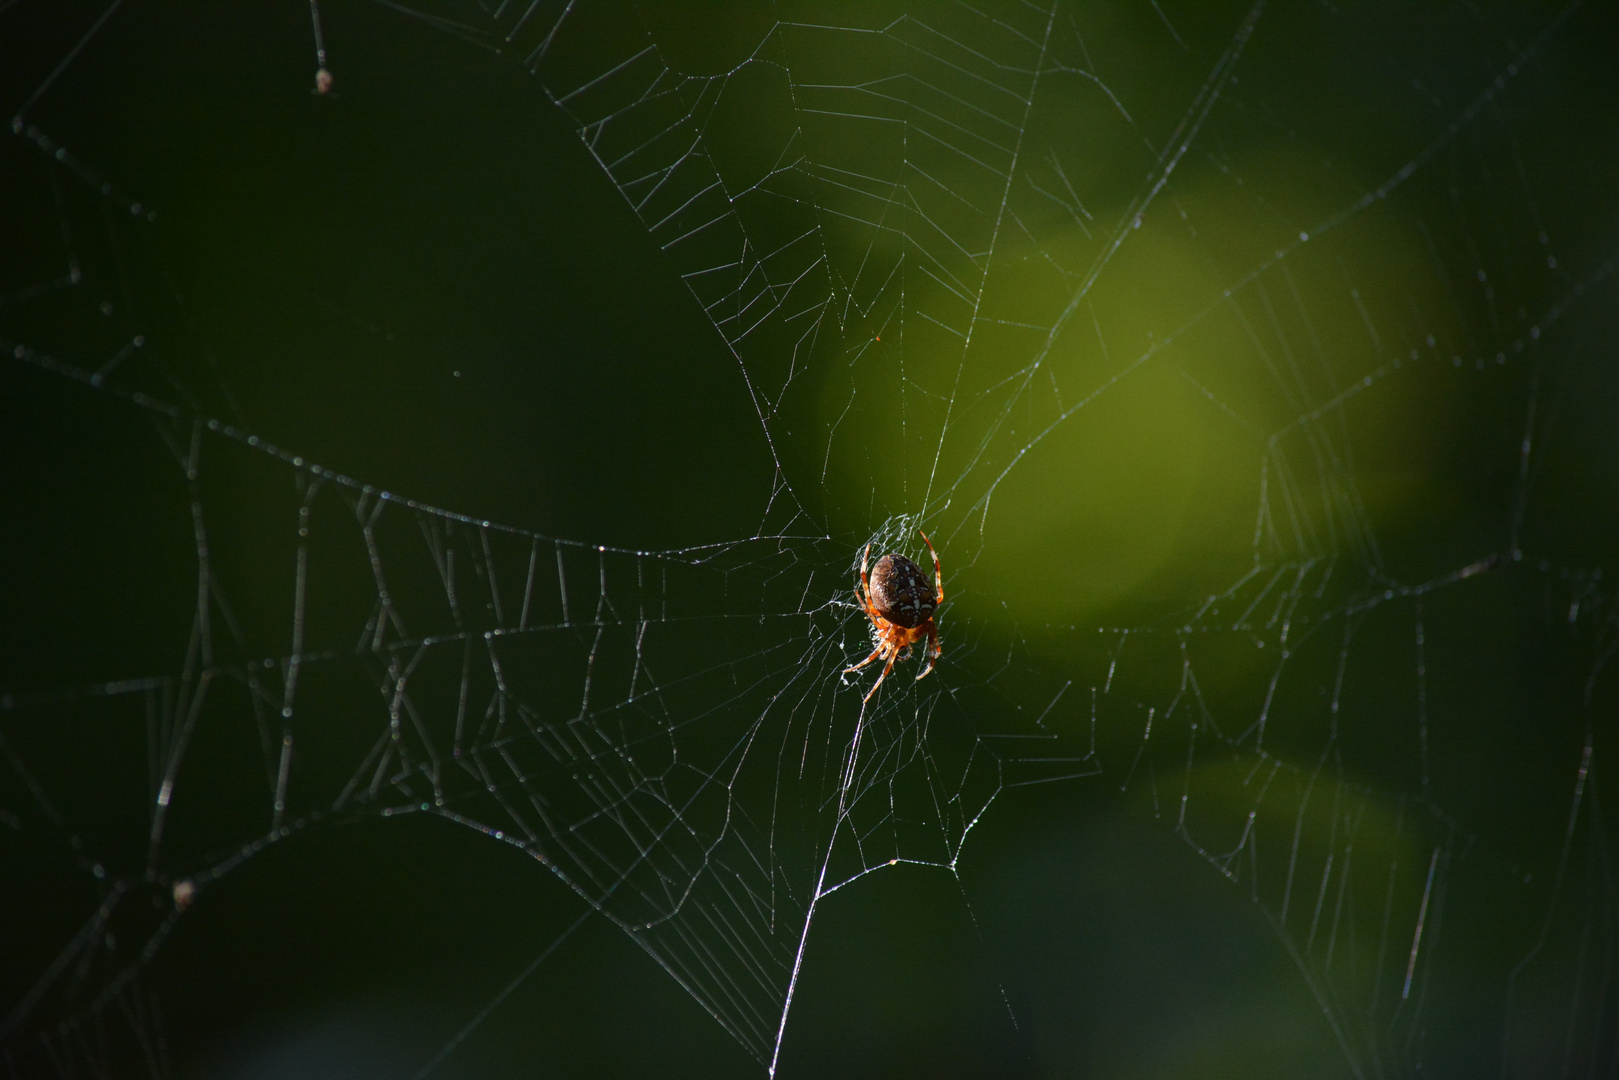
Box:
2;1;1617;1076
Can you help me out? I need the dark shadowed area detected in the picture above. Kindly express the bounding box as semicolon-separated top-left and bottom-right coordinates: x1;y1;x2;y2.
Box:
2;3;1617;1078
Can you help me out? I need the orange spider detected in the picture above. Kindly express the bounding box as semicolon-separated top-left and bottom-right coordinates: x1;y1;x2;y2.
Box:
844;530;944;702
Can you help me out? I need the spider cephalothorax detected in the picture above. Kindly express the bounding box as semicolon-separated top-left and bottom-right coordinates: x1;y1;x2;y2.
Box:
844;530;944;702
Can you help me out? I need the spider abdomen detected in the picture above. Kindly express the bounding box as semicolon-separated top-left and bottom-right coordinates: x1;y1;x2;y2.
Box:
870;553;937;629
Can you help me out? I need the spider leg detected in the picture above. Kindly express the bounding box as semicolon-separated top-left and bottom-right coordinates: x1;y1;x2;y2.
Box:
844;644;884;674
918;529;943;604
853;543;886;625
856;541;873;606
864;648;899;703
915;621;940;681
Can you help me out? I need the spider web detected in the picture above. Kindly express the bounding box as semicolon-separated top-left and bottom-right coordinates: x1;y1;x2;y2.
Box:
2;1;1617;1076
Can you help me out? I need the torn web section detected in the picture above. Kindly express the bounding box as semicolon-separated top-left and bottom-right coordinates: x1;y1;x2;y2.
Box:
4;1;1619;1077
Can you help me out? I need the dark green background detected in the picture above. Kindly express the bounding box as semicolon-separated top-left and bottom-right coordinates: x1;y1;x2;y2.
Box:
3;3;1617;1077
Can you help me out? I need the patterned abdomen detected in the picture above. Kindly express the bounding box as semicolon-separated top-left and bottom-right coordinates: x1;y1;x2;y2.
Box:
869;553;937;629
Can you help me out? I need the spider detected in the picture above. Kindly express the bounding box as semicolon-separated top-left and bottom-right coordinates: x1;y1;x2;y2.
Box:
844;530;944;702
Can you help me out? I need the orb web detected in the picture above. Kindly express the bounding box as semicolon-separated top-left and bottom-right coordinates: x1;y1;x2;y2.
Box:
2;1;1616;1076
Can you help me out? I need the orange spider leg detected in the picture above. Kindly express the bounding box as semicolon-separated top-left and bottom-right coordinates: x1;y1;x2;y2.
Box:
918;529;943;604
845;540;902;702
916;529;944;681
845;642;885;673
852;543;875;617
915;621;940;682
845;543;879;670
845;543;889;685
863;649;900;702
846;536;945;701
